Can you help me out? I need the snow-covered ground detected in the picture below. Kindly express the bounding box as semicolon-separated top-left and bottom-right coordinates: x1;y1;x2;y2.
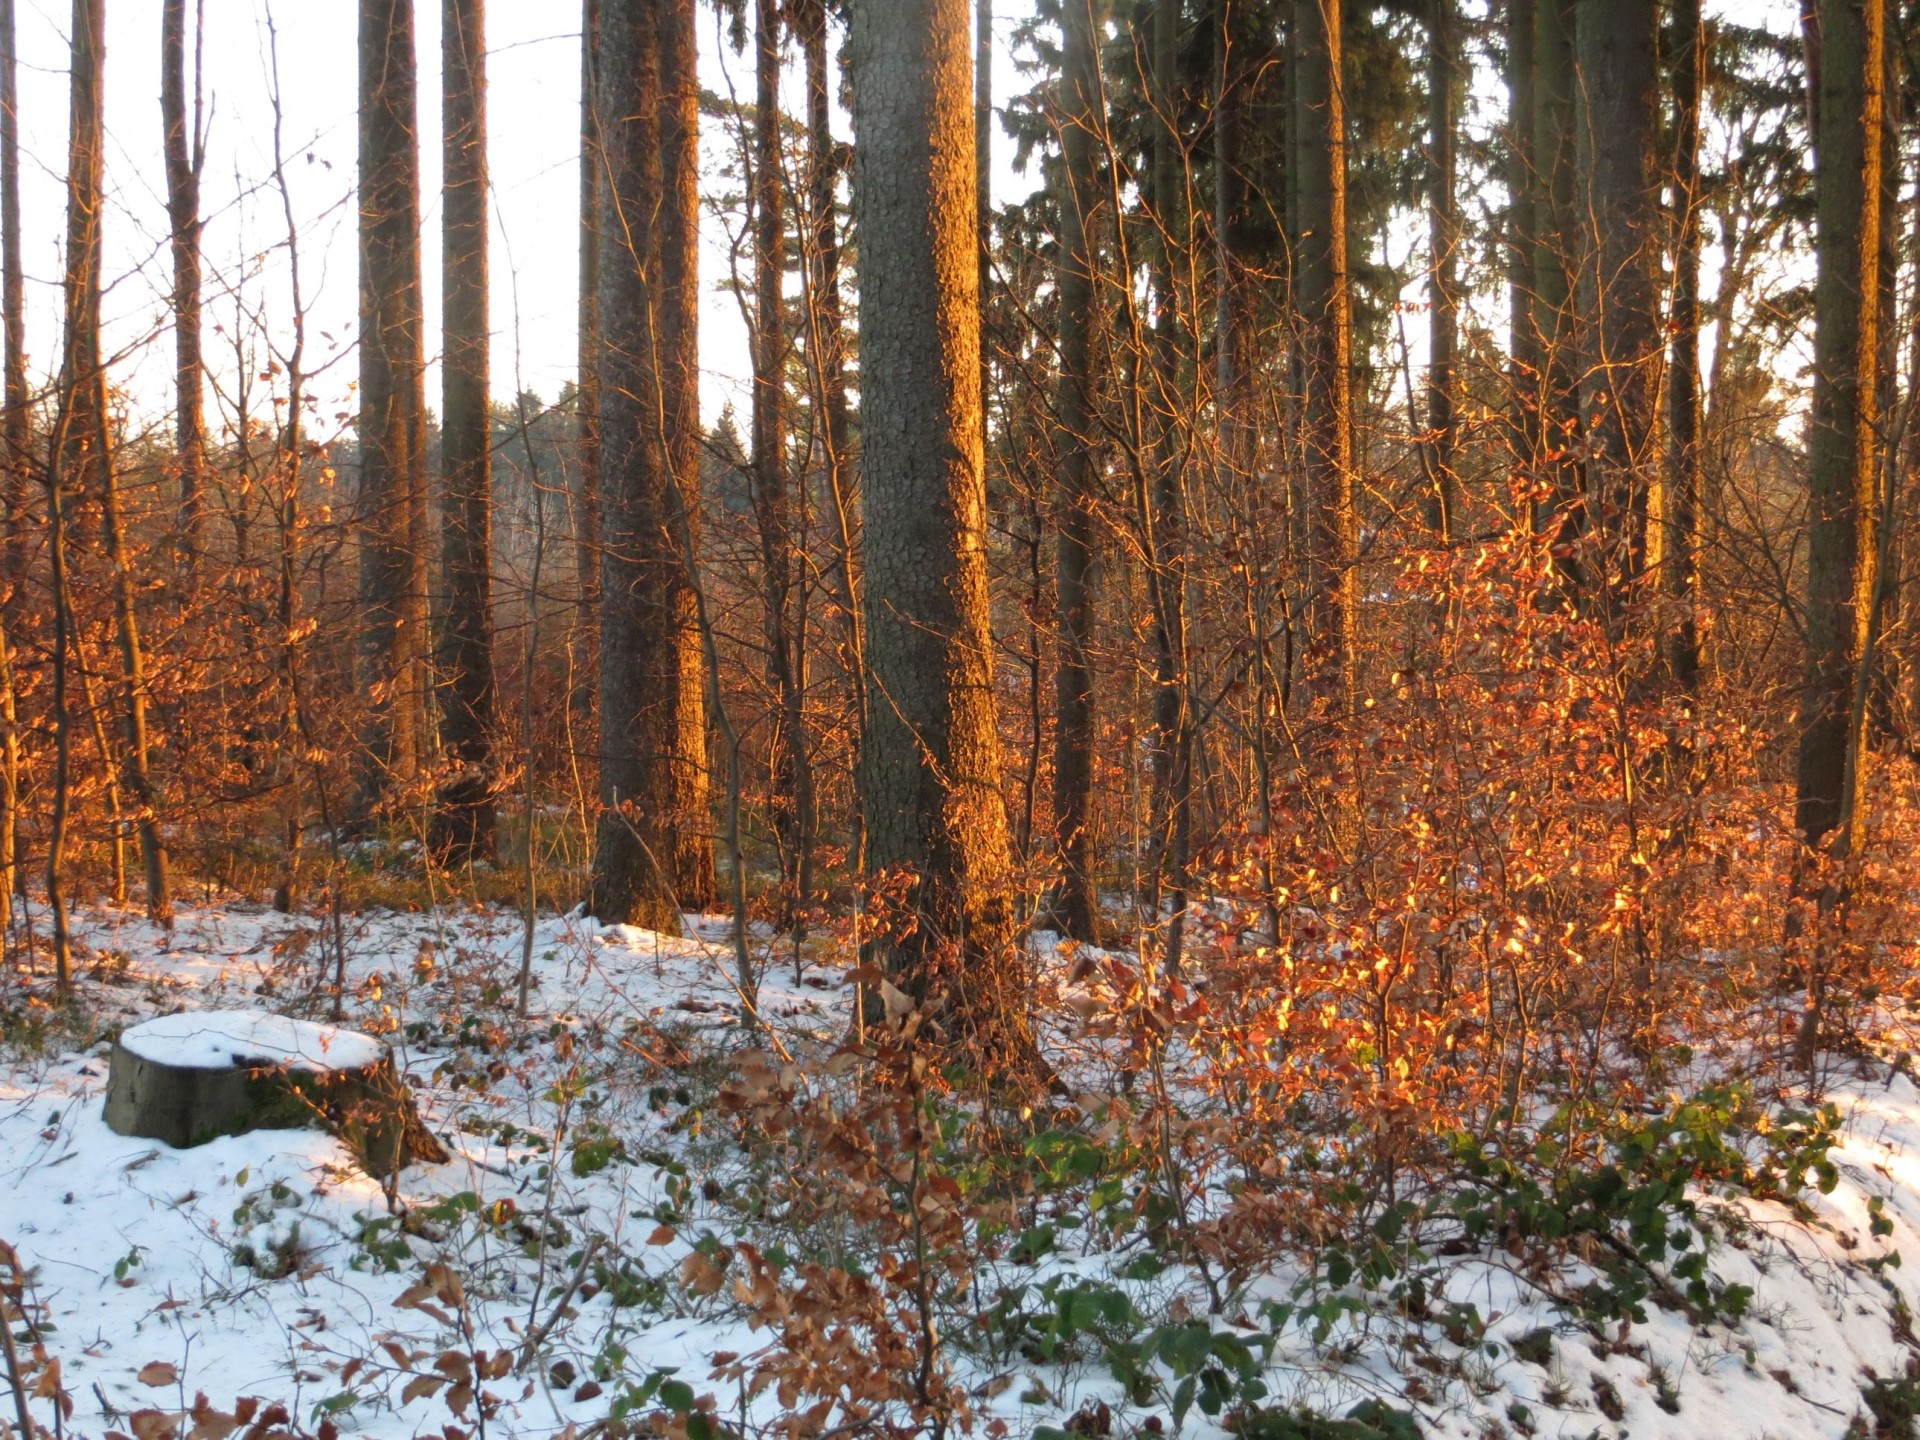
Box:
3;900;1920;1439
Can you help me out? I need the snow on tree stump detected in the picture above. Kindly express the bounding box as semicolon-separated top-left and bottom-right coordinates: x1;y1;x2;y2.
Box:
103;1011;449;1177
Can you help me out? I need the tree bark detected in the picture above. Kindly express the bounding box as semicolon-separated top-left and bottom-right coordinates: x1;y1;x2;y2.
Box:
1047;0;1101;944
589;0;712;927
1796;0;1885;853
1426;0;1457;542
1145;0;1193;966
434;0;495;862
798;0;865;879
61;0;170;922
0;0;23;935
1665;0;1704;688
1532;0;1583;585
575;0;602;709
750;0;811;920
355;0;429;824
1573;0;1663;620
847;0;1030;1067
1294;0;1355;708
976;0;993;439
161;0;206;567
657;0;714;907
1506;0;1538;487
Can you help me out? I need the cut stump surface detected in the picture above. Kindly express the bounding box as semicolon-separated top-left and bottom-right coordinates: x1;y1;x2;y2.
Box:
104;1010;448;1177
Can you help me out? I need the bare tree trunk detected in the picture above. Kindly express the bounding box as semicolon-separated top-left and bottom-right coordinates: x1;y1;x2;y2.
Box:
161;0;206;568
1046;0;1101;944
657;0;714;908
60;0;170;922
575;0;601;720
1506;0;1538;487
1574;0;1662;620
1533;0;1583;587
434;0;495;863
355;0;429;825
976;0;992;440
1425;0;1457;542
1797;0;1886;854
589;0;712;926
1294;0;1355;708
1140;0;1194;971
800;0;861;737
848;0;1032;1068
0;0;23;934
750;0;811;922
1665;0;1704;689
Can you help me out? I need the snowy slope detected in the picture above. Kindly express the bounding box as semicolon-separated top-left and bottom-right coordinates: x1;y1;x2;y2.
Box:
3;901;1920;1439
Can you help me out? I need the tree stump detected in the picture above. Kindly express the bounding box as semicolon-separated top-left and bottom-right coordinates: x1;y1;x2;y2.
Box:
103;1011;449;1177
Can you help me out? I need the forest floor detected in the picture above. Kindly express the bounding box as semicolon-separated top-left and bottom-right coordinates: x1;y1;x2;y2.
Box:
3;898;1920;1439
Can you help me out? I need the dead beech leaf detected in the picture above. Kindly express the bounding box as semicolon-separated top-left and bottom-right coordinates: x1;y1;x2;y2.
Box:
645;1225;676;1246
130;1409;179;1440
878;979;913;1022
401;1375;443;1406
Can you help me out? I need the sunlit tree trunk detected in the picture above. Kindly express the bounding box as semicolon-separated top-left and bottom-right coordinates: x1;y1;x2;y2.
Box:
1425;0;1457;542
750;0;810;920
355;0;428;824
1140;0;1194;968
1294;0;1354;707
575;0;601;720
1573;0;1662;619
162;0;205;567
1506;0;1537;487
434;0;495;862
976;0;992;437
658;0;714;907
0;0;22;932
58;0;169;922
1046;0;1101;943
1797;0;1885;854
1665;0;1704;689
589;0;712;926
1533;0;1582;586
847;0;1031;1066
800;0;860;738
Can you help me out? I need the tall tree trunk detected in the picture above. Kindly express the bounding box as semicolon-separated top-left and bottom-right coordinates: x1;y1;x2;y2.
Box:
658;0;714;907
1215;0;1249;483
575;0;601;723
355;0;428;824
1047;0;1101;943
161;0;205;567
0;0;22;932
1533;0;1582;585
589;0;712;927
976;0;992;440
1665;0;1704;688
1506;0;1538;486
1573;0;1662;620
434;0;495;862
1425;0;1457;542
847;0;1030;1067
800;0;862;777
1796;0;1886;854
1145;0;1193;967
750;0;810;920
61;0;169;922
1294;0;1355;708
1868;22;1900;740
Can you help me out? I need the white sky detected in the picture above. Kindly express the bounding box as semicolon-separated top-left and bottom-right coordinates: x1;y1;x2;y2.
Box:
12;0;1799;454
9;0;1042;450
